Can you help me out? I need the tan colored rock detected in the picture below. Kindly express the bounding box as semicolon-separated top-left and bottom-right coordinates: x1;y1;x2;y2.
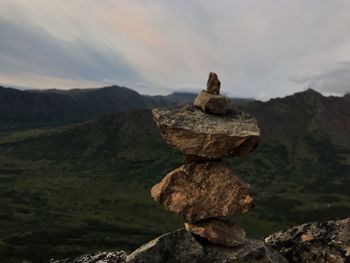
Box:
207;72;221;94
194;90;231;115
185;219;246;247
152;104;260;159
151;161;254;223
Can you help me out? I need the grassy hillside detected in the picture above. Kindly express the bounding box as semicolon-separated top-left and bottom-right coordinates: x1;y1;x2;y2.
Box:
0;90;349;262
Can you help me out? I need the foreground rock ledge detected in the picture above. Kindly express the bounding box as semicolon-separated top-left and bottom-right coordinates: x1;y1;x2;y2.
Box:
152;104;260;159
51;218;350;263
52;229;286;263
151;161;254;223
127;229;287;263
265;218;350;263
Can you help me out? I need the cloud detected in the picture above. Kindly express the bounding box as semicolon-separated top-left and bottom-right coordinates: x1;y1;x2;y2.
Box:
0;16;142;89
0;73;104;90
1;1;350;98
293;62;350;95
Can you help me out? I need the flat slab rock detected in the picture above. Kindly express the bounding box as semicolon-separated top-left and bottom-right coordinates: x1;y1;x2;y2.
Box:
151;161;254;223
185;219;246;247
265;218;350;263
152;104;260;159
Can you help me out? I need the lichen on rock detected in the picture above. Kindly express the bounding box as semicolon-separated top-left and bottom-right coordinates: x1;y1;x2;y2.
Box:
265;218;350;263
152;104;260;159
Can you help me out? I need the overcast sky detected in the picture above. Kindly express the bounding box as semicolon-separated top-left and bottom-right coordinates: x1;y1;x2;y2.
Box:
1;0;350;99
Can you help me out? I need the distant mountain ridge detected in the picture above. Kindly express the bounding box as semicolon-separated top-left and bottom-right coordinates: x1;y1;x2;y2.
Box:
237;88;350;147
0;85;196;130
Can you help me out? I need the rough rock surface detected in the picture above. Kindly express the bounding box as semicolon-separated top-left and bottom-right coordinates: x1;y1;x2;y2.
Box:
127;229;286;263
203;240;288;263
194;90;231;115
151;161;254;223
207;72;221;94
127;229;203;263
50;231;286;263
152;104;260;159
265;218;350;263
185;219;246;247
50;251;127;263
51;218;350;263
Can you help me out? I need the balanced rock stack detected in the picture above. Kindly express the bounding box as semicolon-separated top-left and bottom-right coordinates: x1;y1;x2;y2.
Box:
151;72;260;247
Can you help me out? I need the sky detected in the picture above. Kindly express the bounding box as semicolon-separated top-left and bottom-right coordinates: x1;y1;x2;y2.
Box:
1;0;350;99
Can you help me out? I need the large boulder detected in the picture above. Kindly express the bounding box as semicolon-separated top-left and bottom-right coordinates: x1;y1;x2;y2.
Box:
184;219;246;247
50;230;287;263
50;218;350;263
151;161;254;223
152;104;260;159
127;229;287;263
127;229;203;263
265;218;350;263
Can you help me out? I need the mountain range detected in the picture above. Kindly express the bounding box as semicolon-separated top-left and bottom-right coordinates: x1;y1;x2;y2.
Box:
0;85;197;130
0;86;349;262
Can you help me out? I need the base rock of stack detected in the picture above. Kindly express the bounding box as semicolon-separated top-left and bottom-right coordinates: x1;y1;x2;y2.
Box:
152;104;260;159
185;219;246;247
151;161;254;223
126;229;203;263
126;229;287;263
194;90;231;115
51;229;287;263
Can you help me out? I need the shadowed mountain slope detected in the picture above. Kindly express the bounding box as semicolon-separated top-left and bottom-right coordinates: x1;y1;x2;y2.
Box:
237;89;350;146
0;85;196;130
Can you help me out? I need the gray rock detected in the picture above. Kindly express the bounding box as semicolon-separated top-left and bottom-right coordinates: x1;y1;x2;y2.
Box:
50;218;350;263
203;240;288;263
265;218;350;263
126;229;203;263
152;104;260;159
127;229;286;263
50;229;285;263
50;251;127;263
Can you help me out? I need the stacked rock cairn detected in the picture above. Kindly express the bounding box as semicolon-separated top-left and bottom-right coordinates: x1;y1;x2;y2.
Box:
151;72;260;247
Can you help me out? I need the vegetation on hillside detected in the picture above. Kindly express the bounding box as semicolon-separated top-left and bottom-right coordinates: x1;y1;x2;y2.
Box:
0;90;349;262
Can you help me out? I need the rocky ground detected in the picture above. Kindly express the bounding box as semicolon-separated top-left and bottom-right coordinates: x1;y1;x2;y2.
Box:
265;218;350;263
50;218;350;263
